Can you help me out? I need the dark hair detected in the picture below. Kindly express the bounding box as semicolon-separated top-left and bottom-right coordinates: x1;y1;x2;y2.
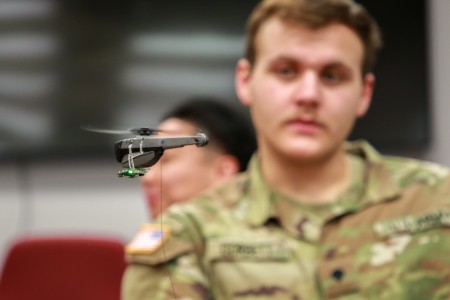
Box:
160;98;257;172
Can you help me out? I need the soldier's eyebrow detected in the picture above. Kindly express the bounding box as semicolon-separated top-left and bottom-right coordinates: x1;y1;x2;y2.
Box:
267;55;354;73
267;55;298;66
322;62;353;76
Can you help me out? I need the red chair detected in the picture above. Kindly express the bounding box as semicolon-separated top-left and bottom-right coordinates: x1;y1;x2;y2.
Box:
0;235;127;300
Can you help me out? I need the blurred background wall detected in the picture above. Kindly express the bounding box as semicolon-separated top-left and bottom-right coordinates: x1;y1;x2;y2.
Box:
0;0;449;266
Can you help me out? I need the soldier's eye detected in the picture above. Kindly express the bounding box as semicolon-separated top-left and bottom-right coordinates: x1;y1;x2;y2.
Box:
321;68;348;85
273;65;297;79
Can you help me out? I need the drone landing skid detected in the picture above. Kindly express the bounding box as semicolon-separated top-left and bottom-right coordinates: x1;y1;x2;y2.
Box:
120;150;164;169
118;150;164;178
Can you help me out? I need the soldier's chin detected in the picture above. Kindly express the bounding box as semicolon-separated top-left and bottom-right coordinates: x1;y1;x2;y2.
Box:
284;144;332;164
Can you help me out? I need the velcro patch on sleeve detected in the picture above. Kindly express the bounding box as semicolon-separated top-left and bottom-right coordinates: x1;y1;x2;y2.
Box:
126;223;171;254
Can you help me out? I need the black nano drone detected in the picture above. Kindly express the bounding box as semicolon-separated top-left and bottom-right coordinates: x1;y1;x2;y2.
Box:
82;126;209;178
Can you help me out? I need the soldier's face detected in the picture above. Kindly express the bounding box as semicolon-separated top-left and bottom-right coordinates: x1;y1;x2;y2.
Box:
140;118;225;219
236;18;374;163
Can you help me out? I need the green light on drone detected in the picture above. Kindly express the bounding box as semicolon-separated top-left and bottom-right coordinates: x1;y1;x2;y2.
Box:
118;168;147;178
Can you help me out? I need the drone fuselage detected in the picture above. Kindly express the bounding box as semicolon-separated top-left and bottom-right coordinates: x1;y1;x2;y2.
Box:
114;132;208;169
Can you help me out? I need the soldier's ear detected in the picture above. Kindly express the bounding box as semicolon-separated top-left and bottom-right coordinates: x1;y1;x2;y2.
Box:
216;155;239;179
235;59;252;106
357;73;375;117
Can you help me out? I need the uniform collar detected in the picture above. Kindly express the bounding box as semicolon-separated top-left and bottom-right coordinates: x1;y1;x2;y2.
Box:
244;141;402;236
344;140;401;206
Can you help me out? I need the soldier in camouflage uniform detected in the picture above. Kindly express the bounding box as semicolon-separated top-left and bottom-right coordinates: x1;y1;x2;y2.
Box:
122;0;450;299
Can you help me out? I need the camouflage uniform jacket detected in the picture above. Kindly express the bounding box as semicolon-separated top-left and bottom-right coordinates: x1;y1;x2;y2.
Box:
122;141;450;300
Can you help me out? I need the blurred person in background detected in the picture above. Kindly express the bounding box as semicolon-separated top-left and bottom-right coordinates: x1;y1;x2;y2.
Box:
140;97;256;219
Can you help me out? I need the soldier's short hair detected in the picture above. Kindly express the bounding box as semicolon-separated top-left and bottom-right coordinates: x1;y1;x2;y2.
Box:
245;0;383;75
160;98;256;172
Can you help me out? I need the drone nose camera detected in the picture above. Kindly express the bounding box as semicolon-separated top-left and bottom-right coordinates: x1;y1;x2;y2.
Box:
82;126;209;178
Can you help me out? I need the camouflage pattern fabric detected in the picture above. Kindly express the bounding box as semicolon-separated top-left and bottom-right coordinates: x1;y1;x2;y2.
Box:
122;140;450;300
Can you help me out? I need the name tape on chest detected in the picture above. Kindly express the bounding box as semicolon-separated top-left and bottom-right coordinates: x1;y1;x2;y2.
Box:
373;209;450;238
211;242;292;261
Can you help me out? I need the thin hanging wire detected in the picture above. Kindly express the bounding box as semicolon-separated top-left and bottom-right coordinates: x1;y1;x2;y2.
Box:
159;161;178;299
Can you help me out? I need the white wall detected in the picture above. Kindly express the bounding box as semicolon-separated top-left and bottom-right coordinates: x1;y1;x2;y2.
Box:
1;0;450;268
423;0;450;166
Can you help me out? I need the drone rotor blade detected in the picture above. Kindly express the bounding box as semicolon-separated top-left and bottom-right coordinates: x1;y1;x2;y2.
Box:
80;125;133;135
81;125;202;136
81;125;166;136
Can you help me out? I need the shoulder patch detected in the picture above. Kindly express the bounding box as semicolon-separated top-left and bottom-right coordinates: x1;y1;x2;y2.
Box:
126;223;171;254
